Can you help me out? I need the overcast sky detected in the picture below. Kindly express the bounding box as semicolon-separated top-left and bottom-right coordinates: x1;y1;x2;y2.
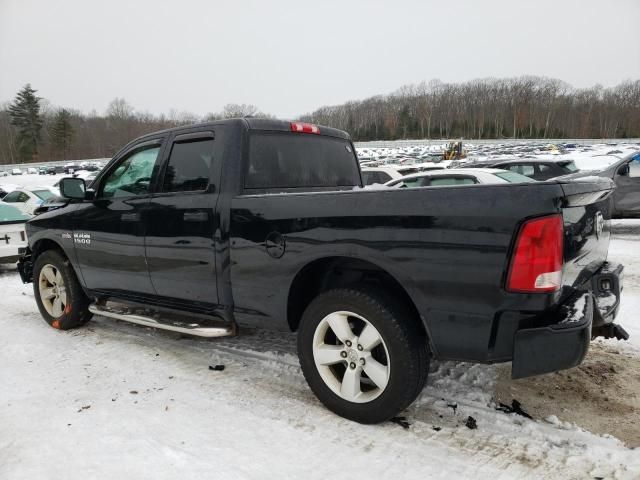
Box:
1;0;638;118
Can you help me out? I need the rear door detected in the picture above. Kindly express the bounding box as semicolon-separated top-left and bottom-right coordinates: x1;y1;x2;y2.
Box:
614;153;640;216
144;130;222;305
72;138;165;295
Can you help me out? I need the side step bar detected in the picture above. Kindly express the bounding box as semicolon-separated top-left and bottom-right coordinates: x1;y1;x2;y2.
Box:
88;303;236;338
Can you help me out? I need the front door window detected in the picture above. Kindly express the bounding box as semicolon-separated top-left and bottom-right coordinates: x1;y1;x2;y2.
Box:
100;146;160;198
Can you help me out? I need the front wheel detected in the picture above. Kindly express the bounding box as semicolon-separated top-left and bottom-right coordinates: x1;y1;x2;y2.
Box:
297;287;429;423
33;249;92;330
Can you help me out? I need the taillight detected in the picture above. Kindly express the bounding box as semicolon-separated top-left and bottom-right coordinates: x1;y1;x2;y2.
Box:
290;122;320;134
506;214;563;293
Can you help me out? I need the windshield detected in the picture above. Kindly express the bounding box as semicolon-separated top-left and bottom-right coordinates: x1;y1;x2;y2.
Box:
493;171;536;183
0;203;30;222
246;133;359;190
32;189;55;200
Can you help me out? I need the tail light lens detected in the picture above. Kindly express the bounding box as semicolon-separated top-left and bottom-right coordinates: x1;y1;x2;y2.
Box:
506;214;564;293
290;122;320;134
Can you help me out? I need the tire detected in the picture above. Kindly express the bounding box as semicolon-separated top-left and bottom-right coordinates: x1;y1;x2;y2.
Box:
33;249;92;330
297;287;429;424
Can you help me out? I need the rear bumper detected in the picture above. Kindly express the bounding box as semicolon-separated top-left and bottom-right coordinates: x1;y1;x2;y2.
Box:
512;293;592;379
511;261;626;379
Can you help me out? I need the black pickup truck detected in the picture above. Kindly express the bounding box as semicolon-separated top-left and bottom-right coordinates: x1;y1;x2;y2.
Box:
18;119;628;423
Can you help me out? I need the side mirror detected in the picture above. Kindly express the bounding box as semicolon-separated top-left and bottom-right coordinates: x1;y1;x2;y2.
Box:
59;177;87;200
617;164;630;176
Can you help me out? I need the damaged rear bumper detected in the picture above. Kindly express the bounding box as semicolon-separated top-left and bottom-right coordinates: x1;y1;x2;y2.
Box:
511;262;627;379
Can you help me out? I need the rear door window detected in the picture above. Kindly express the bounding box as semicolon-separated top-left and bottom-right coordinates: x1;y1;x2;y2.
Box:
392;177;427;188
493;171;535;183
162;138;214;192
428;176;477;186
3;191;29;203
559;161;578;172
507;164;535;177
361;171;375;185
245;133;359;190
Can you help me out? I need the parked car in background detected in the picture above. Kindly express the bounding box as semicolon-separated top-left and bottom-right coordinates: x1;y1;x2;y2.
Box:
362;164;446;186
0;170;9;177
0;203;30;263
385;168;535;187
47;165;65;175
63;163;78;174
490;159;579;181
38;166;48;175
11;168;23;175
27;167;38;174
556;151;640;218
457;158;579;181
1;187;59;216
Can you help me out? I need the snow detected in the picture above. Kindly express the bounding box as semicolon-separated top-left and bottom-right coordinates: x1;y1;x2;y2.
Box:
355;140;640;171
2;251;640;478
1;233;639;479
2;144;640;478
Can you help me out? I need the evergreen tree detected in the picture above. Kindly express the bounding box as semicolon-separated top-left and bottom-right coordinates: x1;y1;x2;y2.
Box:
50;108;74;159
8;84;43;162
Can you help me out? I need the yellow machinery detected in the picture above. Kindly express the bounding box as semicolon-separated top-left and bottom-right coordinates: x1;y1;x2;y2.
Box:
443;141;467;160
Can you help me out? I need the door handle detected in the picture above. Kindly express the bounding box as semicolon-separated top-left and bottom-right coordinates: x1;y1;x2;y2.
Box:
121;212;140;222
183;211;208;222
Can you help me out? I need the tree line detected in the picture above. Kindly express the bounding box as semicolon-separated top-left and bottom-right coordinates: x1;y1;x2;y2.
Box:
1;76;639;164
0;86;268;164
300;77;640;141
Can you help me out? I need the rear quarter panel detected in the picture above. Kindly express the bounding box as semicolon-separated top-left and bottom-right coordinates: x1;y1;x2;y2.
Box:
229;183;570;361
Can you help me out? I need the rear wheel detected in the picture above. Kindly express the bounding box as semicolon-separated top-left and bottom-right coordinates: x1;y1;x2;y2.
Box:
297;287;429;423
33;249;92;330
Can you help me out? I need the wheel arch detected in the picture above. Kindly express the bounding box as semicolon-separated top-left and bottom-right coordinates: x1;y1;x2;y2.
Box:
286;256;428;340
32;238;67;260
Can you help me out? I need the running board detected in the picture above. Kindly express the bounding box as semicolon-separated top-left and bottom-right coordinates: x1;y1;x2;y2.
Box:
88;303;236;338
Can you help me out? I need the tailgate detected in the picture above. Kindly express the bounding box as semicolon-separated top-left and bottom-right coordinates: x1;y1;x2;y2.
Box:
559;177;615;290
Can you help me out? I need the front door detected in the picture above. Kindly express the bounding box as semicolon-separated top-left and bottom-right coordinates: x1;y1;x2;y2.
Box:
614;154;640;217
145;130;221;306
72;139;165;296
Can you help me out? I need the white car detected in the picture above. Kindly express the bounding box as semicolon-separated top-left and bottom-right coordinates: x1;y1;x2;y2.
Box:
1;187;59;216
11;168;22;175
0;170;8;177
362;164;448;186
384;168;535;188
0;203;30;263
27;167;38;174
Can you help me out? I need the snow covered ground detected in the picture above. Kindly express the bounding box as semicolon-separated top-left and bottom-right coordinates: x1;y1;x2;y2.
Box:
356;140;640;172
1;225;639;479
1;143;640;479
